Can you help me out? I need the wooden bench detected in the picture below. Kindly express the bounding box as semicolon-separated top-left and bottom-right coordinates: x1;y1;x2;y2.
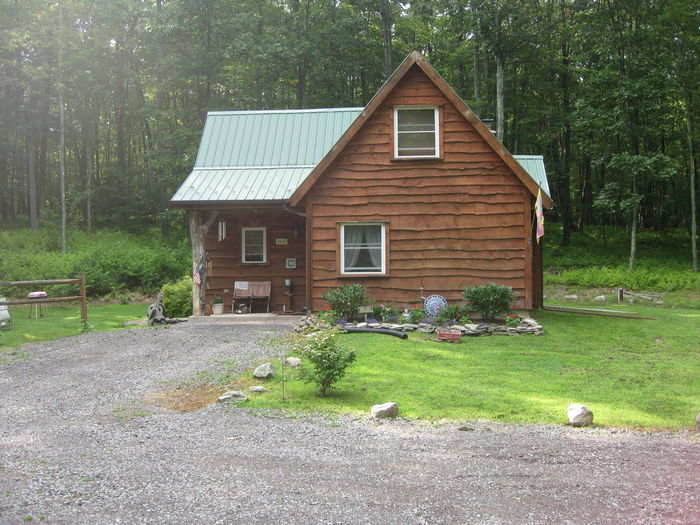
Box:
233;281;271;313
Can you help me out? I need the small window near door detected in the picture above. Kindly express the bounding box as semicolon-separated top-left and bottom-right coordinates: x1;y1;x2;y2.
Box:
394;106;439;158
340;223;385;274
242;227;266;263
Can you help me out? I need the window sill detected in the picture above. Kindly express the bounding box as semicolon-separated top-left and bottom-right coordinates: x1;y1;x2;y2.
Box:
338;273;389;278
391;156;443;162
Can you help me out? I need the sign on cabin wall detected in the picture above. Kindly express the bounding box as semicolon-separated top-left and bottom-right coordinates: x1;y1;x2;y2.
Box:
276;238;288;245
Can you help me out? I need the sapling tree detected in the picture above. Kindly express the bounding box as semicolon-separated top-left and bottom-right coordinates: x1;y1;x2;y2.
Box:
288;328;356;397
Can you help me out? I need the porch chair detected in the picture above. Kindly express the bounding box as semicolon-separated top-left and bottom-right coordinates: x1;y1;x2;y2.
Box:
0;298;13;330
233;281;272;313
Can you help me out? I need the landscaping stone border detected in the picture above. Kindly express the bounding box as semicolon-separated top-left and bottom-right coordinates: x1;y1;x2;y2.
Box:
298;316;544;336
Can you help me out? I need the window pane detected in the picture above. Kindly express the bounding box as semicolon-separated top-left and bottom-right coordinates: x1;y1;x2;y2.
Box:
396;108;437;157
244;229;265;263
398;109;435;132
343;224;383;273
398;133;436;156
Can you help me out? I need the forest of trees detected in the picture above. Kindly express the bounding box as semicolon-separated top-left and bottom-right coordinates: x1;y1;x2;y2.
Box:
0;0;698;266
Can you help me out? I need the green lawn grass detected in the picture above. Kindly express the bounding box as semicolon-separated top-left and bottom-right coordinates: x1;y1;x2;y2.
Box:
246;305;700;430
0;302;146;363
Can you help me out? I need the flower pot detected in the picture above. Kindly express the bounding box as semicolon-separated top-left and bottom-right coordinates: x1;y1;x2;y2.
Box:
437;328;461;342
212;303;225;315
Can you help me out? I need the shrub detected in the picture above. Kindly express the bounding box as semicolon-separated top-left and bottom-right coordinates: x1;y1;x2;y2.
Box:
405;305;426;324
372;303;398;322
315;307;337;325
462;282;516;321
505;313;520;327
435;304;470;325
160;276;193;318
289;328;356;397
0;227;190;298
323;284;369;320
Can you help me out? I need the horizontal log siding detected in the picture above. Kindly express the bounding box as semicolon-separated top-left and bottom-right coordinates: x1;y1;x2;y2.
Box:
204;208;307;312
306;65;532;310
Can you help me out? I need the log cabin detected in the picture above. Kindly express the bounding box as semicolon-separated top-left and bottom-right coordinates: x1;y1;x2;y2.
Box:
170;51;552;315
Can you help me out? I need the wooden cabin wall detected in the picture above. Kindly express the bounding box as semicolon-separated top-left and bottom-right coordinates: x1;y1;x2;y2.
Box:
305;64;533;310
204;208;306;312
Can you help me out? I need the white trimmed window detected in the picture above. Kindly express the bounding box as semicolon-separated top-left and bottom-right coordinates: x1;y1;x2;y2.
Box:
394;106;439;158
242;227;266;263
341;223;385;274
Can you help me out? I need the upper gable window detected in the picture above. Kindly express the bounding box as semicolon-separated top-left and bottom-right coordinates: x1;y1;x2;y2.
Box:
394;106;439;159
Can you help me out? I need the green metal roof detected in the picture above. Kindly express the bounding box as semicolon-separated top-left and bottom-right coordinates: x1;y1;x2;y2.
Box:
171;108;363;203
513;155;550;198
171;108;550;204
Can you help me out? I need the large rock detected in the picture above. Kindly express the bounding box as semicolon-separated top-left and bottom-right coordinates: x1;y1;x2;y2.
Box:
594;295;606;302
284;357;301;368
568;404;593;427
253;363;276;379
218;391;248;403
371;402;399;419
564;294;578;301
249;386;268;393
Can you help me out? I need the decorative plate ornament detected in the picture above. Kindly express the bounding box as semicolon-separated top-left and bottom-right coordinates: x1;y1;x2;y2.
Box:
423;294;448;317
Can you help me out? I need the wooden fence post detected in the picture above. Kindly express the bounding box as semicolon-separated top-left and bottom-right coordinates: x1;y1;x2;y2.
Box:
80;273;88;327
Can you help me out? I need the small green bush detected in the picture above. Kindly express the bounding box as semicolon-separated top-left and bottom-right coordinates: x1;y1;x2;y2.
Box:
435;304;470;325
372;303;398;322
161;276;193;318
290;328;356;397
462;283;516;321
323;284;369;320
405;306;426;324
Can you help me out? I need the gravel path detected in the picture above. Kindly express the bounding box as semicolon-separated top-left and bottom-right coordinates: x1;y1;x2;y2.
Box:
1;320;698;525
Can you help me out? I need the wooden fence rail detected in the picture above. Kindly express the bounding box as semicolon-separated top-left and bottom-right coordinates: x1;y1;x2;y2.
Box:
0;275;88;326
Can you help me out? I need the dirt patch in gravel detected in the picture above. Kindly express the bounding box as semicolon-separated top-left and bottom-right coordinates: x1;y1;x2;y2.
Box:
1;320;698;525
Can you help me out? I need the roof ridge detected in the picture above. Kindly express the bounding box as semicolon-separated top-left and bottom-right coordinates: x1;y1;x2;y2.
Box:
207;108;364;116
192;165;315;170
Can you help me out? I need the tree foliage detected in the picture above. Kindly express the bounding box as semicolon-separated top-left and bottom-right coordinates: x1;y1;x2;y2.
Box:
0;0;697;267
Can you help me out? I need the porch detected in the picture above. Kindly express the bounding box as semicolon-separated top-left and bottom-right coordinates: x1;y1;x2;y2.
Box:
201;207;307;314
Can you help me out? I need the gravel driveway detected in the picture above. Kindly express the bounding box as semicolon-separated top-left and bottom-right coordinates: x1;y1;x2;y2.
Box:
1;319;698;525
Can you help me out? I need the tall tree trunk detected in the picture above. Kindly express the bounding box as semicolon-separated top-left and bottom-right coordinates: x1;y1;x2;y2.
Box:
59;3;67;253
686;96;697;272
85;131;93;235
189;211;219;316
495;51;504;143
473;44;482;117
559;13;573;246
380;0;393;79
27;133;38;229
628;173;638;271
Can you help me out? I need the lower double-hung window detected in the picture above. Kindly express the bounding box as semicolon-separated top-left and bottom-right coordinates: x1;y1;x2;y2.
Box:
242;227;266;263
341;223;385;274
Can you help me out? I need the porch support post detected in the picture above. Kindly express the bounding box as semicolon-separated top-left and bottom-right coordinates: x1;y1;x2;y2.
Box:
189;210;219;316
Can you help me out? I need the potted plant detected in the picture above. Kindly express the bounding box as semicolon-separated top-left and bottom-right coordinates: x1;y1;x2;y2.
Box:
211;295;225;315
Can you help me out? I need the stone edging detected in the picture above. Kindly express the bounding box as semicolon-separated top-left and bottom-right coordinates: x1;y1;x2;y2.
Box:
297;317;544;336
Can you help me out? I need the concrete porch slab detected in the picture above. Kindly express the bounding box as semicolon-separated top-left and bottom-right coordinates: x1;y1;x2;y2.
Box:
187;313;302;326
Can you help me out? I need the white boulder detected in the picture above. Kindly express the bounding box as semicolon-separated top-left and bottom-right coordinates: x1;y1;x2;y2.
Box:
371;402;399;419
284;357;301;367
218;391;248;403
568;404;593;427
253;363;276;379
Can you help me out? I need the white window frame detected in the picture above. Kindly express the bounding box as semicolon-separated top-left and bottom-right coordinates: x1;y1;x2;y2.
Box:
394;106;440;159
340;222;386;275
242;227;267;264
